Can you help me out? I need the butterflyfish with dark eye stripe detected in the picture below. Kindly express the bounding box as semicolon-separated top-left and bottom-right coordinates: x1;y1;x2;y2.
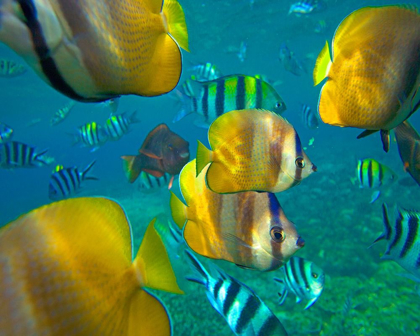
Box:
185;250;289;336
313;5;420;152
370;204;420;283
0;0;189;102
394;121;420;187
0;197;183;335
173;74;286;127
170;159;305;272
196;109;317;194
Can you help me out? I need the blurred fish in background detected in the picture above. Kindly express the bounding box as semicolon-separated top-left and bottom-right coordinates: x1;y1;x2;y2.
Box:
279;43;307;76
48;161;98;200
50;101;77;126
185;250;289;336
301;104;319;129
0;59;26;78
0;123;13;143
237;41;247;62
0;141;53;169
314;19;328;34
104;111;140;141
274;256;325;309
189;62;223;81
96;98;120;113
288;0;326;16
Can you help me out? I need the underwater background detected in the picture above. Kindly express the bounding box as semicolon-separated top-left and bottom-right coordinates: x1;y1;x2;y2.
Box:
1;0;420;335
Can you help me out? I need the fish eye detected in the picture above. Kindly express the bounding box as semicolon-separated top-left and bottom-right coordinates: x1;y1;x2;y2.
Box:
312;273;318;278
270;226;285;243
295;157;305;168
275;102;282;108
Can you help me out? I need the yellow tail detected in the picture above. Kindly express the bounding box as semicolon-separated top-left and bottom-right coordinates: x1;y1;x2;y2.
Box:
196;140;213;176
162;0;189;52
133;218;184;294
313;41;332;86
170;191;187;229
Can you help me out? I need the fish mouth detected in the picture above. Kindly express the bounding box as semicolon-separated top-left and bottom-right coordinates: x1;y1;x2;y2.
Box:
179;152;189;158
312;163;317;172
296;236;305;248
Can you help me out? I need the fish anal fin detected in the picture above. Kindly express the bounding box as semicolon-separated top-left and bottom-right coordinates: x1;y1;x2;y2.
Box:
143;169;165;178
134;218;183;294
313;41;332;86
128;290;171;336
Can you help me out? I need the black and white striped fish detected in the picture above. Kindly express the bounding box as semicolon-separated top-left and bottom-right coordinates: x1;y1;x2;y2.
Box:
371;204;420;282
71;122;108;152
104;111;139;141
48;161;98;200
185;250;288;336
274;256;324;309
0;59;26;78
138;172;172;191
301;104;319;129
0;123;13;143
50;101;76;126
189;62;223;82
0;141;51;169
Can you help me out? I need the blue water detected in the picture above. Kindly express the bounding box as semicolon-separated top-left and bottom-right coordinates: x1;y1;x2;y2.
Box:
1;0;420;335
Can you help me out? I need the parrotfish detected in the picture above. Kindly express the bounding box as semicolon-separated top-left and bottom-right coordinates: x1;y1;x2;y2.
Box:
0;0;189;102
0;141;53;168
0;59;26;77
274;257;325;309
371;204;420;282
313;5;420;152
185;250;289;336
121;123;189;188
48;161;98;200
196;109;316;194
173;74;286;127
394;121;420;187
0;197;183;335
170;159;305;271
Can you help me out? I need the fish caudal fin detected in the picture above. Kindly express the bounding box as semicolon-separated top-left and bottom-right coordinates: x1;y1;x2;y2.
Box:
81;160;98;181
133;218;184;294
172;89;193;123
369;203;391;248
121;155;142;183
196;140;213;176
170;191;187;229
162;0;189;52
313;41;332;86
128;290;171;336
129;111;141;124
274;277;288;305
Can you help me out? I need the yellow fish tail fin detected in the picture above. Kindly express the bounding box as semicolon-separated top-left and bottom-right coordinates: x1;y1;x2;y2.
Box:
170;191;187;229
196;140;213;176
121;155;141;183
128;289;171;336
313;41;332;86
133;218;184;294
162;0;189;52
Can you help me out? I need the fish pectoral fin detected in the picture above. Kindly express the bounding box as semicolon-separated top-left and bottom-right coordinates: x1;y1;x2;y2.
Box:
356;129;378;139
304;298;318;310
127;290;171;336
139;149;162;160
222;232;256;250
143;169;165;178
380;130;390;153
235;264;253;270
369;190;381;204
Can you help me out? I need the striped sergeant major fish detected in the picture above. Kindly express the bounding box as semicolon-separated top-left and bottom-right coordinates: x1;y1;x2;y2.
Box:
0;141;52;169
138;172;172;191
274;256;325;310
371;204;420;282
0;59;26;78
173;74;286;128
0;0;189;102
104;111;140;141
185;250;289;336
189;62;223;82
50;100;76;126
301;104;319;129
71;121;108;152
48;161;98;200
0;123;13;143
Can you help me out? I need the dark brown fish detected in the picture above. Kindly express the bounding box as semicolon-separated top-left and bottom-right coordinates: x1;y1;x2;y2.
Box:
122;124;189;187
394;120;420;186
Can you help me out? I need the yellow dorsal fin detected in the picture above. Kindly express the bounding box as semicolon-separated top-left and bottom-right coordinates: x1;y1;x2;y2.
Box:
133;218;184;294
162;0;189;51
313;41;332;86
179;159;209;206
170;191;187;229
